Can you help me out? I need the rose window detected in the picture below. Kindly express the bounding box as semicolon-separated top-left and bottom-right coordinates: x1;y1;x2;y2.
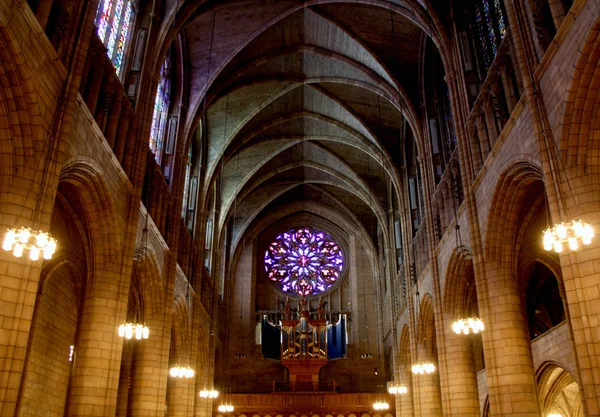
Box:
264;228;344;297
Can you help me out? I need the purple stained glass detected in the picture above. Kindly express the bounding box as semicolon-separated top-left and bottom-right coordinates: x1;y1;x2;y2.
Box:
115;1;132;75
483;0;497;56
264;228;344;297
97;0;114;41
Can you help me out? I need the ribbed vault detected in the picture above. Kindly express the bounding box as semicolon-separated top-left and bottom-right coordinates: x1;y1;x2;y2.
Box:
152;0;449;286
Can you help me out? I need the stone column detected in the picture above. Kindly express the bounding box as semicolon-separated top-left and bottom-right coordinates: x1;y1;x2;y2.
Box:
481;262;539;416
128;316;170;417
66;269;130;417
440;322;479;417
415;346;442;417
167;376;195;417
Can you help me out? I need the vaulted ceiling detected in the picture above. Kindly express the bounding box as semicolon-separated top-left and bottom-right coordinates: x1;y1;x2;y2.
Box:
155;0;450;254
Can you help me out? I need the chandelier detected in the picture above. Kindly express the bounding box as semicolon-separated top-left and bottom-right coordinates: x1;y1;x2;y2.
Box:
169;365;195;378
373;401;390;410
3;227;57;260
547;414;562;417
411;362;435;374
118;322;149;340
452;317;484;335
388;384;407;395
217;404;234;413
543;220;593;253
200;389;219;398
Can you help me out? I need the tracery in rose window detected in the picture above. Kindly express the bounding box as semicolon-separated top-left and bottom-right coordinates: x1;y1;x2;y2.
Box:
264;228;344;297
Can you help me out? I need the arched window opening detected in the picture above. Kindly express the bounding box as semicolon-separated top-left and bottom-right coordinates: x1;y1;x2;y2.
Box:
404;131;423;235
531;0;574;55
472;0;507;72
537;364;583;417
182;147;193;219
526;262;565;340
425;39;457;184
95;0;135;77
149;57;171;165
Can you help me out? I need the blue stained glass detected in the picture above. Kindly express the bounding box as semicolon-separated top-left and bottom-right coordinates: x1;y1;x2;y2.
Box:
483;0;497;56
475;5;490;68
264;228;344;297
115;1;132;75
495;0;507;39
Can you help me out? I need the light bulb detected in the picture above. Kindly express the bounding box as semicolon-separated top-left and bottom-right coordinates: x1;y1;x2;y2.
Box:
3;230;15;251
573;221;584;237
568;238;579;250
556;224;567;239
143;326;149;339
452;321;462;334
13;244;23;257
18;228;30;243
36;232;49;248
29;246;39;261
553;241;563;253
125;324;133;339
118;324;125;337
43;239;57;259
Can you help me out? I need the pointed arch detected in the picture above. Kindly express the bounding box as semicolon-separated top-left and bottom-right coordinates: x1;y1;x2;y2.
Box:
484;161;544;263
560;17;600;175
59;159;124;270
443;246;476;318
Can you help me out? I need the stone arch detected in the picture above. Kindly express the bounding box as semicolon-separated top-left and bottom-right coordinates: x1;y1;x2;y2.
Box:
171;296;192;361
443;246;476;319
17;200;87;417
0;18;42;190
416;293;436;359
58;159;123;269
484;160;544;264
560;16;600;175
398;325;411;372
536;361;584;417
132;247;164;321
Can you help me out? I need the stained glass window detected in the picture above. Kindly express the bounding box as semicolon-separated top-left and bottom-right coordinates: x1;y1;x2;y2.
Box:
475;5;490;68
483;0;497;55
95;0;134;76
150;58;171;164
114;1;132;74
495;0;507;40
264;228;344;297
97;0;113;41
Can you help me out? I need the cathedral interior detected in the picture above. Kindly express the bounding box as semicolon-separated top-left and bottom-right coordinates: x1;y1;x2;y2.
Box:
1;0;600;416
